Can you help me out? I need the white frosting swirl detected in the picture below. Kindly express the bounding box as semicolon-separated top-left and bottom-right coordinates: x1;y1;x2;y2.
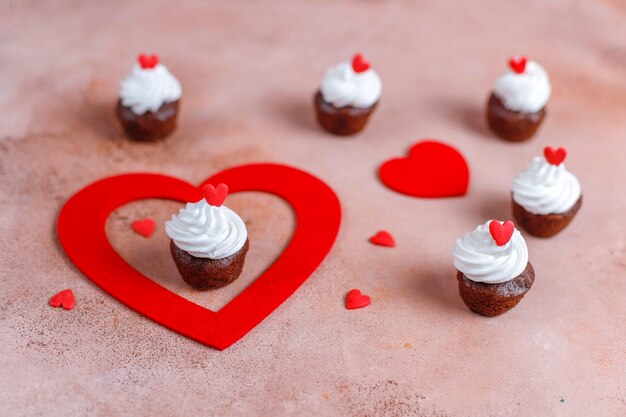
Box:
165;200;247;259
493;61;551;113
320;61;382;109
453;221;529;284
512;156;581;215
120;64;182;115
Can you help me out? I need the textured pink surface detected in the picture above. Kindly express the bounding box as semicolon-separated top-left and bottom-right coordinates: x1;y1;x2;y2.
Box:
1;1;625;416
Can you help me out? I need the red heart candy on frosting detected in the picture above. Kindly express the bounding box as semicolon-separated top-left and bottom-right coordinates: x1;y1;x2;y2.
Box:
352;53;371;73
544;146;567;166
345;289;371;310
489;220;515;246
508;56;528;74
138;53;159;69
50;289;76;310
202;183;229;207
132;218;155;238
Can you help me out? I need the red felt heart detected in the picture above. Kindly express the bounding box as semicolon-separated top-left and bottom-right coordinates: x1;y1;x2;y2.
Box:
369;230;395;247
132;218;155;238
352;53;371;73
202;183;228;207
57;164;341;350
379;141;470;198
544;146;567;166
508;56;528;74
489;220;515;246
345;289;371;310
138;53;159;69
50;289;76;310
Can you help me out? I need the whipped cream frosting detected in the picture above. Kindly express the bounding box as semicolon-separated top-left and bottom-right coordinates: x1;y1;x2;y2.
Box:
453;221;529;284
493;60;551;113
120;64;182;115
320;61;382;109
512;156;581;215
165;199;247;259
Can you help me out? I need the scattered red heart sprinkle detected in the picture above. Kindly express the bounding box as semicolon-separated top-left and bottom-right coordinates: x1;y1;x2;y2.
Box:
489;220;515;246
352;53;371;73
132;218;156;238
544;146;567;166
50;289;76;310
202;183;229;207
508;56;528;74
138;53;159;69
369;230;396;247
346;289;371;310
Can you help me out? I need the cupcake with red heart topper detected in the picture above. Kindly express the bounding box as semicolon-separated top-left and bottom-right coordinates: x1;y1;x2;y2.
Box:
116;53;182;141
453;220;535;317
512;146;582;237
486;56;551;142
314;53;382;136
165;183;249;290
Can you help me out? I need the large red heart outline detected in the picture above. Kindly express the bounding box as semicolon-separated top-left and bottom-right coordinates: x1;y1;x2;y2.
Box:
57;164;341;350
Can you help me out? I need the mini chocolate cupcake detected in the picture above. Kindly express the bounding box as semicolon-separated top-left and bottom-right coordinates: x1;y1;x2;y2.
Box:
314;53;381;136
453;220;534;317
117;53;182;142
486;56;551;142
165;183;249;290
512;146;582;237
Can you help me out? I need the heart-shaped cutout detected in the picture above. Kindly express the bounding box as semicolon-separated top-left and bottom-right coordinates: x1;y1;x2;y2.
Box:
352;53;371;73
345;289;371;310
50;289;76;310
202;183;228;207
544;146;567;166
369;230;395;247
508;56;528;74
489;220;515;246
132;218;156;238
57;164;341;350
138;53;159;69
379;141;470;198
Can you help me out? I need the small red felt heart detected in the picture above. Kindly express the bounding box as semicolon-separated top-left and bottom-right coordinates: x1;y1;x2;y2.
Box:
202;183;228;207
508;56;528;74
352;53;371;73
138;53;159;69
346;289;371;310
50;289;76;310
369;230;395;247
379;141;470;198
132;218;155;238
489;220;515;246
544;146;567;166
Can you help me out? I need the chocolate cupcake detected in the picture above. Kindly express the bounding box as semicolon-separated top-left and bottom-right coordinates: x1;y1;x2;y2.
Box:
165;184;249;290
453;220;534;317
486;56;551;142
512;147;582;237
117;54;182;142
314;53;381;136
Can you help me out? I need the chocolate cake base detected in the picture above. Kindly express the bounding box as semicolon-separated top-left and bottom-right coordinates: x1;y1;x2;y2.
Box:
486;93;545;142
457;262;535;317
512;196;582;238
116;99;179;142
170;239;249;291
314;91;377;136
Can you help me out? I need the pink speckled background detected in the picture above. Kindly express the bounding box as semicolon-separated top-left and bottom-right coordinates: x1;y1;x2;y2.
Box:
1;1;625;416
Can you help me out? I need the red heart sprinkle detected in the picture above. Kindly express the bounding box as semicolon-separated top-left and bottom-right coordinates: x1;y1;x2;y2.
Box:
352;53;371;73
50;289;76;310
138;53;159;69
345;289;371;310
369;230;395;247
544;146;567;166
489;220;515;246
508;56;528;74
132;218;156;238
202;183;229;207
